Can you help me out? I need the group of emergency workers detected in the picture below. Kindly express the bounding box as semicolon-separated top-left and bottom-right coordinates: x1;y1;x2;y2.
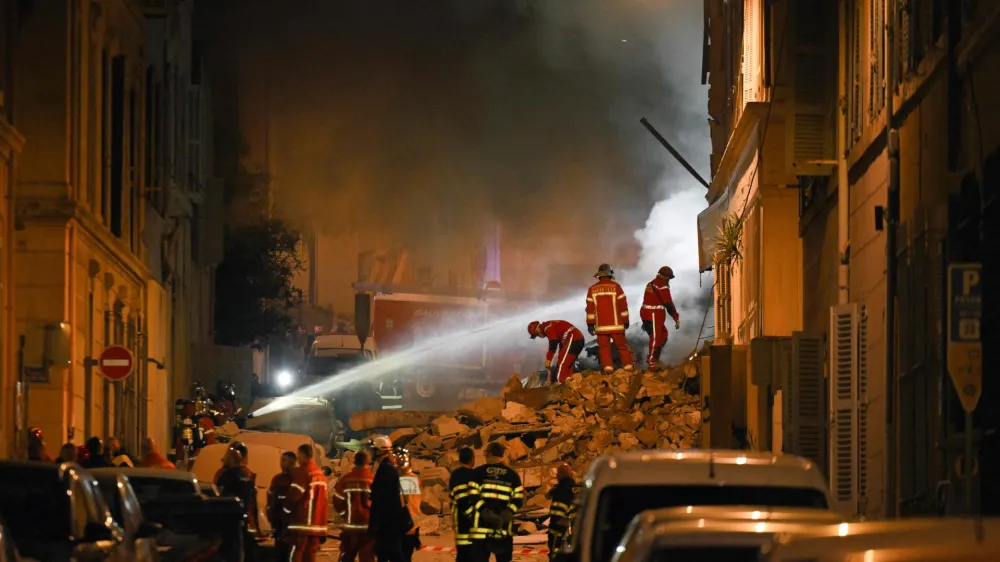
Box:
329;436;425;562
529;263;681;382
220;439;328;562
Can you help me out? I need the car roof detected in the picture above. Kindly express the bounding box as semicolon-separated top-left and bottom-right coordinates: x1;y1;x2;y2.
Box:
763;518;1000;561
583;449;829;497
107;468;198;482
0;460;80;481
637;506;847;526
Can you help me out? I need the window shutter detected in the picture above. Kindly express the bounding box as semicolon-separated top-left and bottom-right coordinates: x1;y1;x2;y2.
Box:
851;1;864;143
829;303;859;515
857;305;869;515
868;0;885;121
716;263;732;338
787;0;836;175
784;332;826;469
742;0;758;105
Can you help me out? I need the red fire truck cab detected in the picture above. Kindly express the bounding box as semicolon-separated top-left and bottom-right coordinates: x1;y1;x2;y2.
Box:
354;283;541;408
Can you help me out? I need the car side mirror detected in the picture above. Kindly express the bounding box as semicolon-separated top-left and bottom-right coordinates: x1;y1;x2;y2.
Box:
136;520;162;539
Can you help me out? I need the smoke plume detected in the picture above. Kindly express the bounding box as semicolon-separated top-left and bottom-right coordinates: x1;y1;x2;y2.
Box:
201;0;711;363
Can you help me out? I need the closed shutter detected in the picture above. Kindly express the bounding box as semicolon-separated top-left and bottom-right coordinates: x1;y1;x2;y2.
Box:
787;0;837;175
868;0;885;121
716;262;732;338
829;303;859;515
742;0;759;105
857;304;870;515
850;1;864;143
784;332;826;469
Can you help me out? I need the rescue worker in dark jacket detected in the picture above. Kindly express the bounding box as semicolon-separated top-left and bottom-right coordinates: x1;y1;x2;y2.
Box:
368;436;411;562
468;441;525;562
216;441;259;561
546;464;580;559
448;447;479;562
267;451;297;561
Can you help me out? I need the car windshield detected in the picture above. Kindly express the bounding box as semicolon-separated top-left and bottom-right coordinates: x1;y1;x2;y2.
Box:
306;353;368;377
127;476;196;501
647;546;762;562
0;469;70;541
592;485;828;562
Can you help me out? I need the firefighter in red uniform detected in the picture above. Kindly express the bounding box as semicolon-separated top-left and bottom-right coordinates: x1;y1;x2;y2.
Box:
286;443;329;562
527;320;585;383
640;266;681;371
585;264;634;373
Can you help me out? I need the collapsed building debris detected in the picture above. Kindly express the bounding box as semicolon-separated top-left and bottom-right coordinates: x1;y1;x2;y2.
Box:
331;362;702;535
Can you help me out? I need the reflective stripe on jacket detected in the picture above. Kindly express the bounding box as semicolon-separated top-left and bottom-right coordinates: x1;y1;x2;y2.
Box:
332;467;374;531
586;279;629;333
285;460;329;536
467;463;525;538
449;466;479;544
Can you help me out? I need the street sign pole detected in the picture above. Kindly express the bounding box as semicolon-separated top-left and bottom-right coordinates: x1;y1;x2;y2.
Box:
946;263;982;515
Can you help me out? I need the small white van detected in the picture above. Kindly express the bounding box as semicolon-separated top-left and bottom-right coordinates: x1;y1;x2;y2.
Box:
564;449;832;562
305;334;375;381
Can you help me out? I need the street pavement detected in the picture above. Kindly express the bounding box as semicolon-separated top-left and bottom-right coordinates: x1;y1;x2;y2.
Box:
307;530;550;561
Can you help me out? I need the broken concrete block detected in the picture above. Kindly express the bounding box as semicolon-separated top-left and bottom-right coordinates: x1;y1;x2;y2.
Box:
458;396;505;424
518;521;539;535
432;416;468;437
388;427;418;444
500;375;523;397
505;437;531;461
501;401;535;423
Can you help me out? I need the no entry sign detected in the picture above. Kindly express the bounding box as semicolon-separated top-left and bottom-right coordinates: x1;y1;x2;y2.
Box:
98;345;135;381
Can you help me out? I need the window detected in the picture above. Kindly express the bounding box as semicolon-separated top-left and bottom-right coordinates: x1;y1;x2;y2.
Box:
715;262;732;339
110;55;125;238
0;469;71;541
868;0;885;122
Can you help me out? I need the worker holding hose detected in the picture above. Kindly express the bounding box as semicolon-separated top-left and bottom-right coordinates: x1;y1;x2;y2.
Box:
527;320;585;383
585;263;634;374
640;266;680;371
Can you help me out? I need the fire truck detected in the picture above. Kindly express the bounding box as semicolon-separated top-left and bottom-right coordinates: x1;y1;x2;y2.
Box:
354;282;542;408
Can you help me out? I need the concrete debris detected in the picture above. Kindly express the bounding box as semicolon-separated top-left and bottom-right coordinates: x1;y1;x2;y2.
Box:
330;365;702;532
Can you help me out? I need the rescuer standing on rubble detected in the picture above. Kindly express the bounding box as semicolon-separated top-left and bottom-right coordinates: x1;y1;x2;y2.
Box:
528;320;586;384
449;447;479;562
468;441;525;562
545;464;580;560
640;266;681;371
585;263;635;373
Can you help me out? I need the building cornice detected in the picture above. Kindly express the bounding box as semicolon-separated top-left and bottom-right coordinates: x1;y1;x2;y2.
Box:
15;197;151;289
706;102;768;204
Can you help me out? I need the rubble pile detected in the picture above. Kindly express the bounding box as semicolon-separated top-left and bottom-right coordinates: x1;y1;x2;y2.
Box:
334;363;702;534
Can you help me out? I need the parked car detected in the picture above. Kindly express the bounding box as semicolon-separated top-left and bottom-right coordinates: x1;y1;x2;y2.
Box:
0;516;26;562
560;450;832;562
104;468;242;562
0;461;126;561
88;469;161;562
611;506;849;562
762;517;1000;562
121;469;201;502
198;482;220;497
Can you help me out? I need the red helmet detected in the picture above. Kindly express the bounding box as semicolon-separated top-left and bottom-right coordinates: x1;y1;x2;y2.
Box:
527;321;541;339
658;266;675;279
28;427;44;442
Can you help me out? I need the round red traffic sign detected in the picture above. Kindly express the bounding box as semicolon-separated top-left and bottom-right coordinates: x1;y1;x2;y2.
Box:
98;345;135;381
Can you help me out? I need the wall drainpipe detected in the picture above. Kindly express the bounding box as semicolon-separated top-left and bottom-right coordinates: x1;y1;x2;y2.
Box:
883;0;900;519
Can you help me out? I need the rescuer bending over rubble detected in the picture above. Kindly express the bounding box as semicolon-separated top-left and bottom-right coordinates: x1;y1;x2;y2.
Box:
640;266;681;371
585;263;635;373
527;320;586;383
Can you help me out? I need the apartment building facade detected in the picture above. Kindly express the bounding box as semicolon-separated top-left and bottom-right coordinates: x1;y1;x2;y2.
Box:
7;0;221;457
703;0;1000;517
0;0;27;459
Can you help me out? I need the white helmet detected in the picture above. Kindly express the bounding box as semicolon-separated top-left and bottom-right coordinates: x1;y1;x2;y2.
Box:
369;434;392;452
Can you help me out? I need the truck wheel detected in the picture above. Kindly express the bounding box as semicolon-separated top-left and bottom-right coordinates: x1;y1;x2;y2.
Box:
415;379;437;398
